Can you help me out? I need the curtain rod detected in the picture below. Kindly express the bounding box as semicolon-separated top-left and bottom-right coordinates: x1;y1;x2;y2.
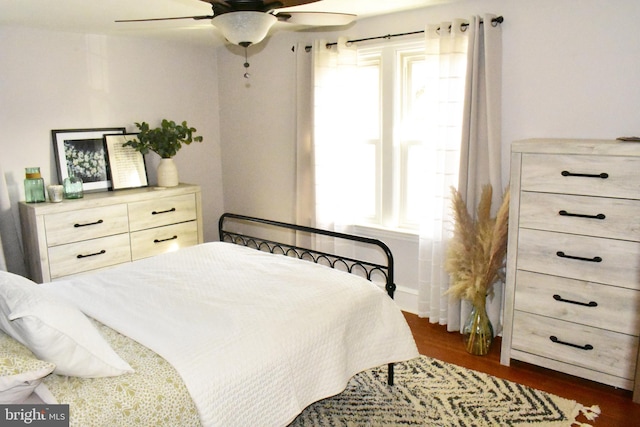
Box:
302;16;504;52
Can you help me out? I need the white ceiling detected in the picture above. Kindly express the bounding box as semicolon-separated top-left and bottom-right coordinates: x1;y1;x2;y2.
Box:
0;0;453;46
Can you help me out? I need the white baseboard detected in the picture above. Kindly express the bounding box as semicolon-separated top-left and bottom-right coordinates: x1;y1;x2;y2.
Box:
392;284;418;315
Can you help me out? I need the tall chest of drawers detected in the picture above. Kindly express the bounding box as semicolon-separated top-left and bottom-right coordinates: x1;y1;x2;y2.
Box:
19;183;203;283
501;139;640;403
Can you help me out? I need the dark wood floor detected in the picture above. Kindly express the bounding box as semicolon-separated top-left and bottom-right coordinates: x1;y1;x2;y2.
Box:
403;312;640;427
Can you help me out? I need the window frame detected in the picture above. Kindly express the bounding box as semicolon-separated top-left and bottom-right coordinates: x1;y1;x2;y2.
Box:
354;38;427;232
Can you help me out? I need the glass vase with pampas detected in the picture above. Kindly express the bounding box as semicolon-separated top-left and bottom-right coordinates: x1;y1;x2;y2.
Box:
445;185;510;356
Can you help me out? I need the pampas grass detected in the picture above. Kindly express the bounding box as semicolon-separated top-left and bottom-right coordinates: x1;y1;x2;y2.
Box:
445;185;510;309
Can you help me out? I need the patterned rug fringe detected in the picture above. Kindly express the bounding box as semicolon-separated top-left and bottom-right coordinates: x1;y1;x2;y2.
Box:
290;356;600;426
571;404;601;426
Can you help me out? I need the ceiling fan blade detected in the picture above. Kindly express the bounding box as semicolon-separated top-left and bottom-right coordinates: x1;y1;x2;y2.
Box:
198;0;321;11
116;15;214;23
277;0;321;7
277;11;356;26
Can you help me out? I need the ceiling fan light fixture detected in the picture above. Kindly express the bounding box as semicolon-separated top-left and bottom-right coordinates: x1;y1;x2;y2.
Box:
212;11;277;46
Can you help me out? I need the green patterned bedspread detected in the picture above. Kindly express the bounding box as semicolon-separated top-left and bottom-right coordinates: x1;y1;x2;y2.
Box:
42;320;201;427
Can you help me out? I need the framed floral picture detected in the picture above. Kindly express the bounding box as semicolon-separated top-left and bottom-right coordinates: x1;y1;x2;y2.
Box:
52;128;125;192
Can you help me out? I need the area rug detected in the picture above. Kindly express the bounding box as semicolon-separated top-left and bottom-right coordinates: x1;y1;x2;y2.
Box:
289;356;600;426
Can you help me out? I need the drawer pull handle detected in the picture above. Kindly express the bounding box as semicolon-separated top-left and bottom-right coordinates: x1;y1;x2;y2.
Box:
561;170;609;179
154;235;178;243
74;219;104;228
550;335;594;351
553;294;598;307
77;249;106;259
556;251;602;263
558;210;606;220
152;208;176;215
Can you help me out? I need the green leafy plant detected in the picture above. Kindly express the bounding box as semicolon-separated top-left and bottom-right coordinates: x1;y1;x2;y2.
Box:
123;119;203;159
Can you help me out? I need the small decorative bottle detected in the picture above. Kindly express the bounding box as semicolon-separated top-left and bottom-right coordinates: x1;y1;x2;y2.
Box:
63;175;84;199
24;167;46;203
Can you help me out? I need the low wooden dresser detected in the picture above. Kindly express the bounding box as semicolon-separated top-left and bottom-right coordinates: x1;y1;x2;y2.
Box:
501;138;640;403
20;183;203;283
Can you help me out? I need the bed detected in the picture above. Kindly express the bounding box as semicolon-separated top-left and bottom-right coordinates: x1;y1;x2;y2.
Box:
0;213;419;426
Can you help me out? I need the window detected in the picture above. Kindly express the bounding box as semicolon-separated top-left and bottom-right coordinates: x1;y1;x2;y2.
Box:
349;40;430;231
313;36;465;235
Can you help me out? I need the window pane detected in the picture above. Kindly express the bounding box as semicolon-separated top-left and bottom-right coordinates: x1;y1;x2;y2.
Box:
352;141;378;220
353;62;380;141
399;53;428;228
350;56;381;222
399;55;427;141
403;143;430;225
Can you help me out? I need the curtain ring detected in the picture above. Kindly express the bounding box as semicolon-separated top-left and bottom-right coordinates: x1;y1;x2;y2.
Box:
460;23;469;32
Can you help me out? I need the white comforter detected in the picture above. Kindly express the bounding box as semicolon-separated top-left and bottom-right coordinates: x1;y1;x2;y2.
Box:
43;242;419;427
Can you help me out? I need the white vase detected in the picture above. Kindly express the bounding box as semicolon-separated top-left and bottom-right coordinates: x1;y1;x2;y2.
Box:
157;158;179;187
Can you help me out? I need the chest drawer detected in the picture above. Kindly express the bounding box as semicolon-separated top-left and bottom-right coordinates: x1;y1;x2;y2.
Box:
44;204;130;246
519;192;640;241
517;228;640;290
48;234;132;279
521;153;640;198
128;194;196;231
514;270;640;335
512;311;638;380
130;221;199;261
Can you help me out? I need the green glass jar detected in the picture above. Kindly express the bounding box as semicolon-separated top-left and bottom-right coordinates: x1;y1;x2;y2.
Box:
63;175;84;199
24;167;45;203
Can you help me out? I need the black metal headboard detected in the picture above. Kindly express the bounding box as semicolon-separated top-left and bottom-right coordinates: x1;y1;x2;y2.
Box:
218;213;396;299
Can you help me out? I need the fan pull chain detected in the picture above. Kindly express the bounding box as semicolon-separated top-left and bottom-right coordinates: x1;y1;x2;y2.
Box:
243;46;251;79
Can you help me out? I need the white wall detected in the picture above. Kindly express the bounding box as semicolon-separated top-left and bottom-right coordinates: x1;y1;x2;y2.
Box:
217;40;298;222
0;26;224;248
216;0;640;312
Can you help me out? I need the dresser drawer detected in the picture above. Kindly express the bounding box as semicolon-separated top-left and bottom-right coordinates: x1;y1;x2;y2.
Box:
519;192;640;241
517;228;640;290
521;153;640;198
44;204;130;246
130;221;199;261
48;234;132;279
512;311;639;380
514;270;640;335
128;194;196;232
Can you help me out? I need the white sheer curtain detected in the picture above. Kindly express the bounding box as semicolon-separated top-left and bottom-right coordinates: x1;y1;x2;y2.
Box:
294;42;315;249
0;165;26;274
417;20;469;327
308;38;360;252
417;14;503;333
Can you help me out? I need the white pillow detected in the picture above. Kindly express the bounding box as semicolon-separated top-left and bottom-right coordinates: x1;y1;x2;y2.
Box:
0;271;134;378
0;330;55;403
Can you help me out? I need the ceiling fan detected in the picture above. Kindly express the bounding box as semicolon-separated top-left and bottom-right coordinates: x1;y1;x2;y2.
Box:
116;0;357;47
